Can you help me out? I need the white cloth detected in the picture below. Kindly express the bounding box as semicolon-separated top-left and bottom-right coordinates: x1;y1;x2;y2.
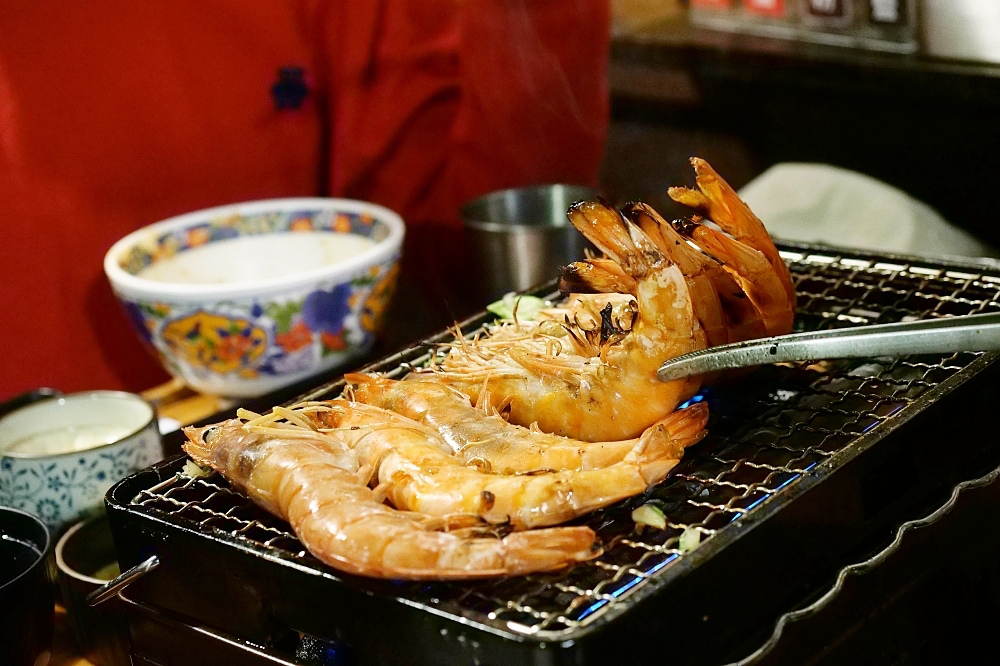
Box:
738;163;997;258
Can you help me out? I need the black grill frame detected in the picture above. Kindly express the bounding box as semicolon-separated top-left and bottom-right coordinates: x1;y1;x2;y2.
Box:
106;243;1000;666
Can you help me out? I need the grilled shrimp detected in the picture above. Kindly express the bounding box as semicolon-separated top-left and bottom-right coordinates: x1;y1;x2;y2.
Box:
626;201;766;346
347;373;708;474
668;157;796;337
182;419;598;579
308;399;703;530
416;200;707;442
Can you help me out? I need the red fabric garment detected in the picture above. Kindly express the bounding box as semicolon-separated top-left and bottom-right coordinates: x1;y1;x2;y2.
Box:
0;0;609;400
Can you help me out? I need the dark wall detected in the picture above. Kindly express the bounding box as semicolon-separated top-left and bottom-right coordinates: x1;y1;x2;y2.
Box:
603;32;1000;248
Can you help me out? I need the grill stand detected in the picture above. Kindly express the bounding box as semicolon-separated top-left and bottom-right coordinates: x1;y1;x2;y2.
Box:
105;244;1000;665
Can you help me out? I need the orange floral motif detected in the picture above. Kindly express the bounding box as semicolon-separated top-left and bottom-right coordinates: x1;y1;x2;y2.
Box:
334;214;352;233
276;320;313;352
161;312;267;374
360;264;400;333
152;235;180;263
186;227;210;247
290;217;313;232
321;330;348;352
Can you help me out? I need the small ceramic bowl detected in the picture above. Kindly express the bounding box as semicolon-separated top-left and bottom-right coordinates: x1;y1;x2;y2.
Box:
104;198;405;398
0;391;162;532
56;514;131;666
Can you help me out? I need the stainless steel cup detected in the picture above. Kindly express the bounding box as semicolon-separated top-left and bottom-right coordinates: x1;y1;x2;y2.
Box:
461;184;599;302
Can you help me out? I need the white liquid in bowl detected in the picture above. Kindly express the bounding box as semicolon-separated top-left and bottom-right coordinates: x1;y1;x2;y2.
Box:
137;232;377;284
6;424;134;456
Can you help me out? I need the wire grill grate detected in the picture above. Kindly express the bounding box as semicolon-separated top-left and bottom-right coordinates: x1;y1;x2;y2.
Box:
130;249;1000;641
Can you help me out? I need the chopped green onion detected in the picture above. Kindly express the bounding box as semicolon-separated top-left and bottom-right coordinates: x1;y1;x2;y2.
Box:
631;503;667;530
182;460;212;478
679;525;701;552
486;293;547;322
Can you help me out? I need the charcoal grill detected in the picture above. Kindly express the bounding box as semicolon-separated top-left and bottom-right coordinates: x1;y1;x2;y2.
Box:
104;244;1000;666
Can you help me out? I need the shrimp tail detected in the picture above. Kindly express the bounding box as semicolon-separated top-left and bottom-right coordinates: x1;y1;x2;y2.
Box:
502;527;602;574
566;200;663;276
626;402;710;483
669;157;796;327
655;401;710;445
560;258;637;295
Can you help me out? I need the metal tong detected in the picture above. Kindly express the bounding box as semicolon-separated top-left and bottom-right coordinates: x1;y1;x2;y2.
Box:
657;311;1000;382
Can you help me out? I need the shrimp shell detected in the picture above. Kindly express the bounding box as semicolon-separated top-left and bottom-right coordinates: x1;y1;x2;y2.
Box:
182;419;599;579
668;157;796;337
311;400;707;530
421;200;706;442
347;373;707;475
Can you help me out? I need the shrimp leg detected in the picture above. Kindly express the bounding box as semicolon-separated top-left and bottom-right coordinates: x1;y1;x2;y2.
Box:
182;420;598;579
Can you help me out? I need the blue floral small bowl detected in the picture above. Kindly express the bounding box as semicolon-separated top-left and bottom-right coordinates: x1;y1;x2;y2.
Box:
0;391;162;533
104;198;405;398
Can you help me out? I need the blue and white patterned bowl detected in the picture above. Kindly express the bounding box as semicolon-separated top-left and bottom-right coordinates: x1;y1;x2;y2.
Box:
104;198;405;398
0;391;161;533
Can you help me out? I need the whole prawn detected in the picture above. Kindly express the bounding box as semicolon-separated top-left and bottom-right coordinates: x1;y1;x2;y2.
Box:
307;399;706;530
347;373;707;475
182;419;599;580
416;159;793;442
416;198;707;442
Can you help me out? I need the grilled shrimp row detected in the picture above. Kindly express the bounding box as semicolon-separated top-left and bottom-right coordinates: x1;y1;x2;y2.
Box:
183;397;706;579
181;158;793;581
183;420;598;579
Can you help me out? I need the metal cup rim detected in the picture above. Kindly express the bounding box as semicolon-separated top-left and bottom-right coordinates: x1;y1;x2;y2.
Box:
460;183;599;231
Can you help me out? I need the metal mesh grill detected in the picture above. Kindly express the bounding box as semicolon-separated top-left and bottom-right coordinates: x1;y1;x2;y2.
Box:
130;249;1000;641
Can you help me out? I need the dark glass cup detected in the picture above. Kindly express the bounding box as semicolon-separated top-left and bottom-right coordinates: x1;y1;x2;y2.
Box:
0;506;53;666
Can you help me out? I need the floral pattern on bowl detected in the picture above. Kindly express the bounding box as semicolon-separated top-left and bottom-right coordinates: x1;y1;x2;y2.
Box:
119;258;398;393
118;208;389;276
105;198;405;398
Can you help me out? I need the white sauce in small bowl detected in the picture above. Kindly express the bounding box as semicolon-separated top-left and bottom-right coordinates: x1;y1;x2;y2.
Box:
6;424;135;456
137;232;376;285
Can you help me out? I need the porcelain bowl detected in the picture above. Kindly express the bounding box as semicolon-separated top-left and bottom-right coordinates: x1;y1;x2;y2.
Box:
0;391;161;532
104;198;404;398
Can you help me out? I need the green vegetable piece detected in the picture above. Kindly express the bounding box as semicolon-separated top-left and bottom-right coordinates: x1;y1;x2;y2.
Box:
486;293;547;321
631;503;667;530
182;459;212;478
679;525;702;552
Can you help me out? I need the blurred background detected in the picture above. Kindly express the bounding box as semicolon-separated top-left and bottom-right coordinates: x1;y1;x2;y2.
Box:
604;0;1000;249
